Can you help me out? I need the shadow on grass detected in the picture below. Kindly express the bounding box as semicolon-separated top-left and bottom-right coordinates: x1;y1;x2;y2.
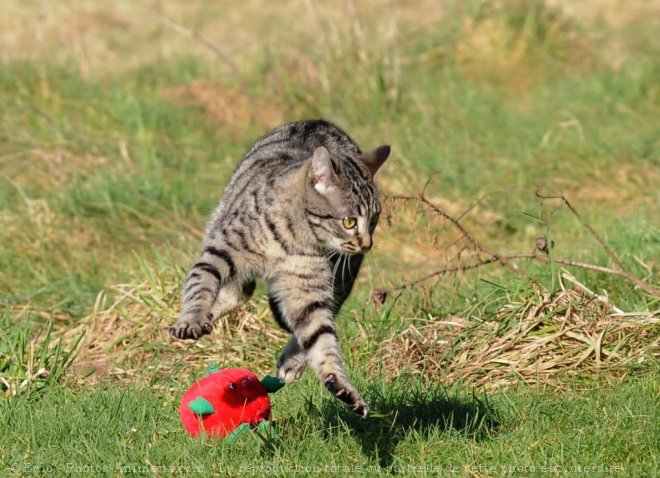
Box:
316;381;500;467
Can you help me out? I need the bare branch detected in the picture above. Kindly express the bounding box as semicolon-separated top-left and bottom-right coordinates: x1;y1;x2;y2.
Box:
536;188;626;271
387;194;539;284
374;191;660;306
372;253;660;302
387;194;481;251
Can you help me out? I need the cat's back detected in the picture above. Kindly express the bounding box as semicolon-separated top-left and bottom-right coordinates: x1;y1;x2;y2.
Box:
218;120;362;209
245;119;362;160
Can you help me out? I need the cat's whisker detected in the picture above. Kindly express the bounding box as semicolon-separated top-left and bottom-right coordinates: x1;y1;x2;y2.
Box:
331;251;342;295
341;253;348;287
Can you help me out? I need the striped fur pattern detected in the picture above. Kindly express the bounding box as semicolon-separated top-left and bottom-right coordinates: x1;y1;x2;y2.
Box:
169;120;390;417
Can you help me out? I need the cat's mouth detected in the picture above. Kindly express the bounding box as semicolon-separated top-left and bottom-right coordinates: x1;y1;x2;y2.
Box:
340;242;369;254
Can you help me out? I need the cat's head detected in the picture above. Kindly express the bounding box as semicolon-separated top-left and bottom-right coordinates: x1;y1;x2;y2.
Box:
305;145;390;255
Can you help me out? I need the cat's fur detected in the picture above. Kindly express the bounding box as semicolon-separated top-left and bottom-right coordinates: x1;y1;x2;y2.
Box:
169;120;390;416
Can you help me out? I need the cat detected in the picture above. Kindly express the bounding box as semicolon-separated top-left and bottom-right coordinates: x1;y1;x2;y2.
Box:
169;119;390;417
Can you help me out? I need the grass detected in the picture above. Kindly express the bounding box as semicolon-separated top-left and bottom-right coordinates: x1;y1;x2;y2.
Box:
1;0;659;475
2;372;658;476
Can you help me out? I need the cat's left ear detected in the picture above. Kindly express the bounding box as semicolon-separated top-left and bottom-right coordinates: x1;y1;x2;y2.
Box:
310;146;338;195
359;145;390;177
309;146;349;214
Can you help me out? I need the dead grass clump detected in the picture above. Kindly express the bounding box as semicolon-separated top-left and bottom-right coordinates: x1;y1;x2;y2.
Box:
68;272;287;385
455;0;593;91
369;277;659;390
165;79;283;132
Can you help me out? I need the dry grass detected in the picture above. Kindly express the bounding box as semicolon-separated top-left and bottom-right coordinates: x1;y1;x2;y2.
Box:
164;79;284;133
454;0;593;91
2;0;652;75
67;271;288;384
0;0;410;76
547;0;660;27
369;272;659;390
67;264;658;391
568;164;660;212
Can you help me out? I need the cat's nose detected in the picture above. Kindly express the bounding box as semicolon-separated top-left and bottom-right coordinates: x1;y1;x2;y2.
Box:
360;237;372;252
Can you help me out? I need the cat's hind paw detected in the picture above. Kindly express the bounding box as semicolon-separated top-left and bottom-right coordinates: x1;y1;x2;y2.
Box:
324;373;369;418
277;354;307;384
351;398;370;418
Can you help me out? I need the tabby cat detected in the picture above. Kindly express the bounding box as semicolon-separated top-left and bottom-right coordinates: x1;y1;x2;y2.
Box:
169;120;390;417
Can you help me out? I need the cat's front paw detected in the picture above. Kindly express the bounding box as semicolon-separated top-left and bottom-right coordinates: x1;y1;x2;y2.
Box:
324;373;370;418
169;313;213;340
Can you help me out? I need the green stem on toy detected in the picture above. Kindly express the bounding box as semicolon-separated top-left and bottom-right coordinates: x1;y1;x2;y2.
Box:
260;375;284;393
204;365;220;376
224;420;277;444
257;420;277;439
225;423;251;444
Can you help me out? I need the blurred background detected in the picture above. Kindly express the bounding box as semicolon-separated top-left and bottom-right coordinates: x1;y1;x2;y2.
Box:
1;0;658;373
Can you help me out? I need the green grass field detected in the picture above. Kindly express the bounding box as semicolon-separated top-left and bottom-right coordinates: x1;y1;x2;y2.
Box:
1;1;658;476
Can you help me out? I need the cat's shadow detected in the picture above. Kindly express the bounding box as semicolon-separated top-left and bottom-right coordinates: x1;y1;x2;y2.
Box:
315;383;500;467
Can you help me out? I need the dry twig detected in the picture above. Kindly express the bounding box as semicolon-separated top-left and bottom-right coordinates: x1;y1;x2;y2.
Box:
536;188;627;271
373;192;660;303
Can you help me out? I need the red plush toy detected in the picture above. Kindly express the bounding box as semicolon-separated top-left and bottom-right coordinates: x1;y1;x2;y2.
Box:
179;367;283;439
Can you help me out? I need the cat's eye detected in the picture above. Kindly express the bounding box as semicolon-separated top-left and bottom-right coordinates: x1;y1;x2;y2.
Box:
342;217;357;229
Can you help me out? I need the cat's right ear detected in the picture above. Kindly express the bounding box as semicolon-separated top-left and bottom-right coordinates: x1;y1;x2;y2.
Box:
359;145;390;177
310;146;338;196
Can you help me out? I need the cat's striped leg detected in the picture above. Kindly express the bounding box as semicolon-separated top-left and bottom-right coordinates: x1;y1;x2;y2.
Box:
209;279;256;321
269;295;308;383
170;245;245;340
271;272;368;417
299;307;368;417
